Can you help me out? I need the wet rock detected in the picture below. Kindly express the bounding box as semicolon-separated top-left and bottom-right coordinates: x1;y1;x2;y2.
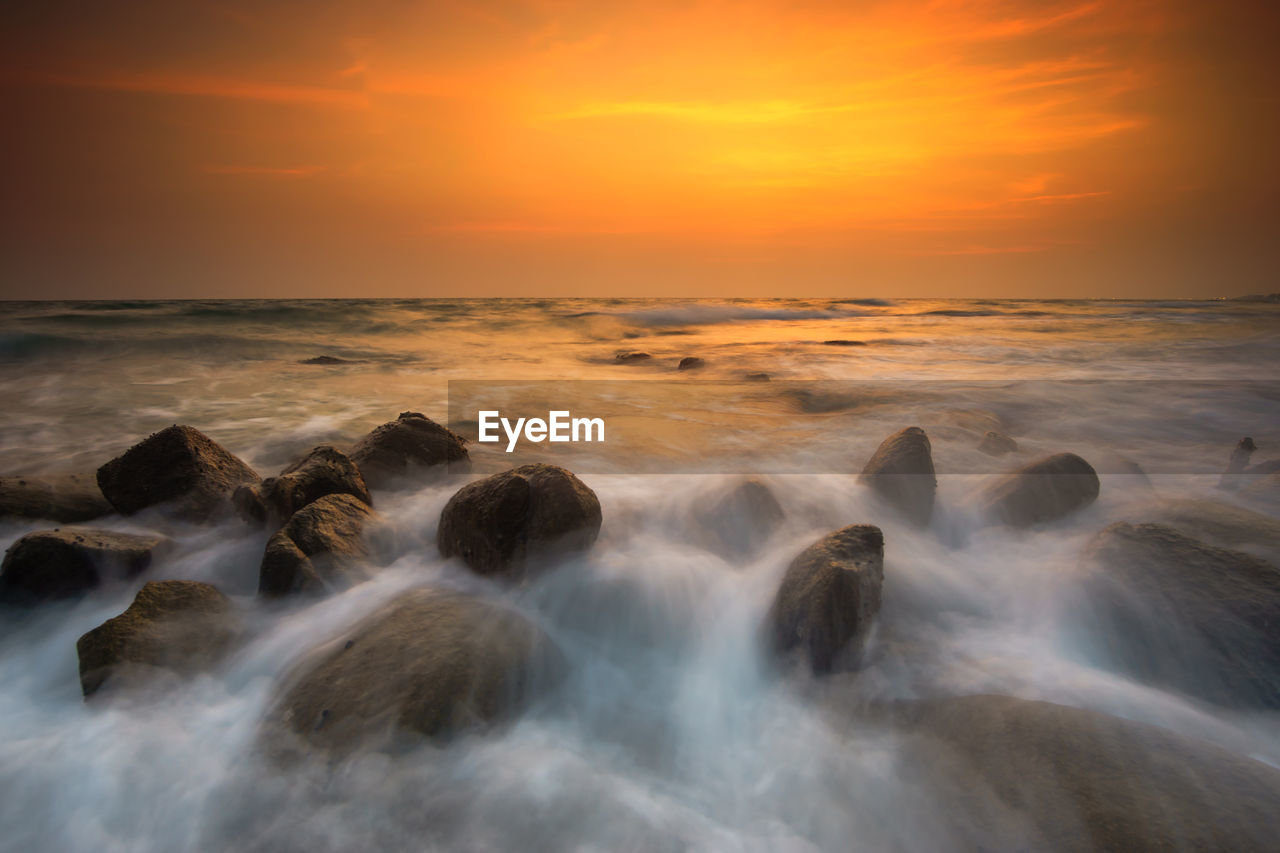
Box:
0;473;113;523
858;427;936;526
264;588;565;758
0;528;168;604
677;356;705;371
1218;436;1256;490
349;412;469;490
978;453;1099;528
1146;499;1280;562
768;525;884;674
438;464;602;579
821;339;866;347
1081;522;1280;707
76;580;238;698
837;694;1280;852
96;425;260;522
614;351;652;363
744;372;771;381
977;431;1018;456
695;477;785;559
258;494;377;598
234;445;371;526
299;355;351;365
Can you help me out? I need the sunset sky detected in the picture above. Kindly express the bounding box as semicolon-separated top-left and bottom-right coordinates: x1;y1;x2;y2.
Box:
3;0;1277;298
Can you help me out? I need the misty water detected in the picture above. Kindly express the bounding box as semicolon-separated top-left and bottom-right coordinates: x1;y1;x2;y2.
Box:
1;297;1278;850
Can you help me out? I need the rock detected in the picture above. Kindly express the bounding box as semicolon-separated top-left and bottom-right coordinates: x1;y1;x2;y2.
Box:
1080;522;1280;707
614;351;652;363
821;340;866;346
349;412;469;490
768;525;884;674
744;372;771;382
977;431;1018;456
837;694;1280;852
695;478;785;559
264;588;565;758
0;473;113;522
0;528;168;603
299;356;351;365
978;453;1099;528
96;425;260;521
1219;436;1256;490
258;494;377;598
1146;499;1280;562
75;580;238;698
677;356;705;371
857;427;937;526
438;464;602;579
234;445;371;526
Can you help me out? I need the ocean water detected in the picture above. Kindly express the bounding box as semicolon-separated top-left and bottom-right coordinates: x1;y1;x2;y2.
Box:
0;297;1277;850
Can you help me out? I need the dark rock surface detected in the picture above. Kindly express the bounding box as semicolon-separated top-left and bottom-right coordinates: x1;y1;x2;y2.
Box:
258;494;377;598
768;525;884;674
695;477;785;559
235;445;371;526
0;528;168;603
0;473;113;523
1146;499;1280;563
299;356;352;365
677;356;705;370
821;339;866;346
76;580;239;697
438;464;602;579
979;452;1099;528
265;588;565;758
96;425;259;521
744;372;771;381
614;351;652;363
349;412;469;490
858;427;937;526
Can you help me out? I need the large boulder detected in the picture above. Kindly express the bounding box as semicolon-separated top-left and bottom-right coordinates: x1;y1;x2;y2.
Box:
1146;499;1280;563
264;588;565;758
0;528;168;603
258;494;377;598
1080;522;1280;707
694;477;785;560
234;445;371;526
0;473;113;523
96;425;259;521
349;412;469;489
768;525;884;674
438;464;602;579
76;580;239;697
857;427;936;526
978;453;1099;528
838;694;1280;852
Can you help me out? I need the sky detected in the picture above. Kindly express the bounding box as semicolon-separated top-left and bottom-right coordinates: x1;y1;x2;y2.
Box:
2;0;1278;299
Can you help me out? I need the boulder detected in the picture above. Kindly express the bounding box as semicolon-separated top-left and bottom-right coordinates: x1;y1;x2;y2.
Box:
234;445;371;526
96;425;259;521
977;431;1018;456
349;412;469;490
694;477;785;559
0;473;113;522
76;580;239;698
258;494;377;598
677;356;705;371
1218;436;1256;490
744;372;771;382
978;452;1099;528
0;528;168;603
265;588;565;758
614;351;651;363
1080;522;1280;707
857;427;936;526
839;694;1280;852
438;464;602;579
299;355;352;365
1146;499;1280;563
768;525;884;674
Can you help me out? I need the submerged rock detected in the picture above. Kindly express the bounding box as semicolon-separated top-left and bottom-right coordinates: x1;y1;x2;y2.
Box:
0;473;113;523
836;694;1280;852
349;412;469;490
235;445;371;526
744;372;771;382
677;356;705;371
821;340;867;347
614;351;652;363
96;425;259;522
695;477;785;559
978;453;1099;528
258;494;377;598
1081;522;1280;707
438;464;602;579
0;528;168;603
858;427;936;526
76;580;238;698
299;355;351;365
265;588;565;758
977;431;1018;456
768;525;884;674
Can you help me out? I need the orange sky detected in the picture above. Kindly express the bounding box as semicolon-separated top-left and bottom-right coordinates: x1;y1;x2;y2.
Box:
2;0;1277;298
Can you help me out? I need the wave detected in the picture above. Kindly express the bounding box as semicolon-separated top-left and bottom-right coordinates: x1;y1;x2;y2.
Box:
618;304;871;328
